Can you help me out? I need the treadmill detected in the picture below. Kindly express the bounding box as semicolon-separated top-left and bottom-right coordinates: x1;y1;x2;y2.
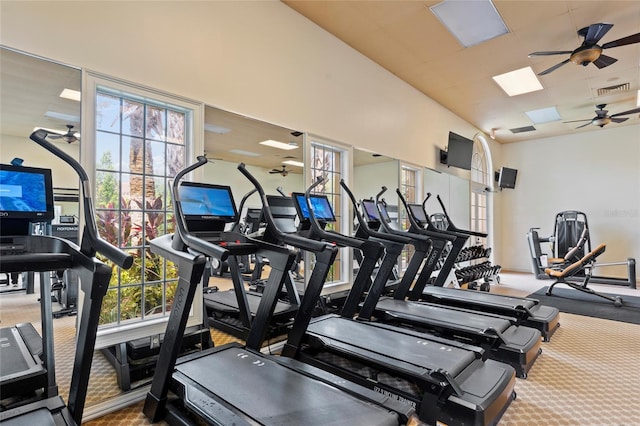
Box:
274;178;517;425
339;182;541;378
143;156;413;426
0;129;133;425
415;194;560;342
193;184;299;340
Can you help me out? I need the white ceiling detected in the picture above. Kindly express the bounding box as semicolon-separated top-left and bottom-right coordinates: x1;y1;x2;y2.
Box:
284;0;640;143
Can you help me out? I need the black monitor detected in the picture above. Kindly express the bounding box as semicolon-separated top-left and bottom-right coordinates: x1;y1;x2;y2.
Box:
179;182;237;232
377;202;392;224
361;199;379;221
292;193;336;222
0;164;54;222
408;204;428;223
265;196;299;234
446;131;473;170
498;167;518;189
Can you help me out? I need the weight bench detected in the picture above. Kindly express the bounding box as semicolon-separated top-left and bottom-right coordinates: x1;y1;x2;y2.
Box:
545;243;623;307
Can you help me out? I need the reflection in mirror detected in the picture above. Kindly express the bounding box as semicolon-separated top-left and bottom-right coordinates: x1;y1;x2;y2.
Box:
0;47;86;406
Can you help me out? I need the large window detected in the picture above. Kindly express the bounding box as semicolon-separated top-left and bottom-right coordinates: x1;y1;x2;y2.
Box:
398;165;420;271
308;140;348;284
470;136;490;246
83;73;202;347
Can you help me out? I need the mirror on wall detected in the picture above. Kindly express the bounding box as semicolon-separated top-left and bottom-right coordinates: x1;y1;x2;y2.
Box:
352;148;400;224
423;167;471;230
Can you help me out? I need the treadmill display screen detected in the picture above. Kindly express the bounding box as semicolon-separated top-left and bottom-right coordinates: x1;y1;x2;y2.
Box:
377;202;392;223
292;193;336;222
0;164;54;221
361;200;379;221
408;204;428;222
179;182;237;222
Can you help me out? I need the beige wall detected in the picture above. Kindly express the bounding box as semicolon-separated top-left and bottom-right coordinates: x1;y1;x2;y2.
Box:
500;124;640;278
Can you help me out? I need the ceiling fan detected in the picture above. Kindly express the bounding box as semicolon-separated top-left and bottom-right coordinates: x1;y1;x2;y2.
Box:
529;23;640;75
563;104;640;129
48;124;80;143
269;165;289;176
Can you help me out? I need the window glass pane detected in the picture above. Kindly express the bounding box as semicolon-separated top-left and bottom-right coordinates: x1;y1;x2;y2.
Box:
101;289;119;325
119;285;143;321
148;141;166;176
144;283;164;318
96;93;121;133
96;171;120;209
165;280;178;311
146;106;166;141
122;100;144;137
96;132;120;171
167;110;185;145
166;144;184;177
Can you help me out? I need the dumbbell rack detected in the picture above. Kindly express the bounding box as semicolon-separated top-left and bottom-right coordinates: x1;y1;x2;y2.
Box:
435;245;501;291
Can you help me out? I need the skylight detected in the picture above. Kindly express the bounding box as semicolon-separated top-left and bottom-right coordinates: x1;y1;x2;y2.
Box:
525;106;561;124
493;67;543;96
430;0;509;48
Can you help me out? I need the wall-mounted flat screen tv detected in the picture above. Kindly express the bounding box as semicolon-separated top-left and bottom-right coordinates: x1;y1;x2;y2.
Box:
446;131;474;170
498;167;518;189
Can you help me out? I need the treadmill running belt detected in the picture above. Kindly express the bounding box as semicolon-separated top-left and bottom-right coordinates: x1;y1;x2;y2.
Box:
307;316;476;376
1;408;56;426
175;346;398;425
424;287;537;309
0;327;42;379
204;291;294;315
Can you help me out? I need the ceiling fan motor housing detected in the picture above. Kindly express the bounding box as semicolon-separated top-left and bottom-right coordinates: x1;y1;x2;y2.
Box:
570;46;602;66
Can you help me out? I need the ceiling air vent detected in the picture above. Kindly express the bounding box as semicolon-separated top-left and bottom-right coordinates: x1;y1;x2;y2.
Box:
597;83;630;96
510;125;536;134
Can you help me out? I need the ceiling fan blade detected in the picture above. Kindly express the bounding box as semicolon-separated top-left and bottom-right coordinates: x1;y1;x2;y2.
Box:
611;117;629;124
584;23;613;45
528;50;572;57
592;54;617;69
538;58;571;75
575;122;593;129
563;119;592;124
610;107;640;118
601;32;640;49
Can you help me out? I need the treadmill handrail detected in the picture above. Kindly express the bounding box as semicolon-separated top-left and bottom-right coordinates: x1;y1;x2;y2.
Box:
30;129;133;269
232;188;258;232
339;179;412;245
435;194;488;238
237;164;330;253
170;155;230;261
396;189;458;241
303;178;373;251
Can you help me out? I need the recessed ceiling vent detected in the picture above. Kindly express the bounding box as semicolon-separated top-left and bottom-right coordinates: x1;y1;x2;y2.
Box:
510;125;536;134
597;83;630;96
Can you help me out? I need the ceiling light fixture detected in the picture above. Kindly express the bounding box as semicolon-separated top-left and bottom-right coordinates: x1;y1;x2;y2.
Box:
282;160;304;168
492;67;543;96
430;0;509;48
259;140;298;150
637;90;640;107
204;123;232;134
228;149;261;157
59;88;81;102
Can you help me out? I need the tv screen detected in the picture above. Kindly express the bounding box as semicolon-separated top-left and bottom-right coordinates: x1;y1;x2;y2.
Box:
446;131;474;170
408;204;428;222
0;164;54;221
292;193;336;222
498;167;518;189
179;182;237;222
361;199;379;221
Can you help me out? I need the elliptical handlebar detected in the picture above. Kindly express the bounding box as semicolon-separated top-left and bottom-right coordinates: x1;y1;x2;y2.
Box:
30;129;133;269
237;163;328;253
170;155;229;261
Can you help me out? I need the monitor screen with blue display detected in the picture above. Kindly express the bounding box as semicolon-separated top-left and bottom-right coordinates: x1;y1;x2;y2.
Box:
408;204;428;222
292;193;336;222
0;164;54;221
361;199;379;221
179;182;237;222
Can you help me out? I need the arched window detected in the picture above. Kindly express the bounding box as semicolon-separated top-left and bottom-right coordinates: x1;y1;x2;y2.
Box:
470;134;492;246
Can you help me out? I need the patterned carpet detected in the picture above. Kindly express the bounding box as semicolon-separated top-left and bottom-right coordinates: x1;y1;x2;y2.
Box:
2;274;639;425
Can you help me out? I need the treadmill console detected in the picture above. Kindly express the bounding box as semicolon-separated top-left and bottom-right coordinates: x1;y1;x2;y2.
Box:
179;182;238;236
291;193;336;223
